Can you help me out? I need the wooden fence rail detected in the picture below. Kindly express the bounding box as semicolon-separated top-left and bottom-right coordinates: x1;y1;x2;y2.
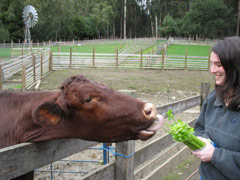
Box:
52;51;210;71
0;83;210;179
0;49;51;90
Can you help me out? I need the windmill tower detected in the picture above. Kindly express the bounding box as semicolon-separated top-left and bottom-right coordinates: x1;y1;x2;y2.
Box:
22;5;38;48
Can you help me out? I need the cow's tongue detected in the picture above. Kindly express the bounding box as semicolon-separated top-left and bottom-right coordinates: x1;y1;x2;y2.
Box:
140;114;164;134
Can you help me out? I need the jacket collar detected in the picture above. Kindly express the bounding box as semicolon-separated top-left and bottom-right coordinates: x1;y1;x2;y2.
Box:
214;96;240;109
214;97;223;107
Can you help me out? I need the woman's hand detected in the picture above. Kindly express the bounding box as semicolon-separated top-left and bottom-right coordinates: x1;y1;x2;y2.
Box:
192;137;215;162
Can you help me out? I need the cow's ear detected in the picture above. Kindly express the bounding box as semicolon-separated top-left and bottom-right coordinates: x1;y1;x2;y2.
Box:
33;102;66;126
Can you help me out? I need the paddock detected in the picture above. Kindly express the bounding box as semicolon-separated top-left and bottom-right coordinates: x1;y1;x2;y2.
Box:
0;39;213;179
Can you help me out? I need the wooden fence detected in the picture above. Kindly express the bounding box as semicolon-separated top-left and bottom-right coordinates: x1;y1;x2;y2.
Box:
0;48;210;91
52;48;210;71
0;83;210;179
0;48;51;90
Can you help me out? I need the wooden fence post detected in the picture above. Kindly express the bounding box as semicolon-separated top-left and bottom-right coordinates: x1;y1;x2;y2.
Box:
33;55;36;82
49;51;52;72
11;39;13;48
184;48;188;70
11;39;13;58
140;48;143;70
148;50;150;70
115;90;136;180
116;47;119;70
208;47;211;71
22;65;26;91
70;47;72;69
40;53;43;77
200;83;210;109
21;48;24;57
161;48;165;70
92;47;95;68
0;65;2;90
30;40;32;53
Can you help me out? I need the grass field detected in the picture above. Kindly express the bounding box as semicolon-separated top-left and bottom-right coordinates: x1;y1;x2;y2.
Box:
166;45;210;56
50;43;127;53
0;41;211;59
0;48;11;58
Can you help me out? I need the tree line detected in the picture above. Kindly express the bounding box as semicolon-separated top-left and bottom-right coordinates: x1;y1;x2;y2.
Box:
0;0;239;43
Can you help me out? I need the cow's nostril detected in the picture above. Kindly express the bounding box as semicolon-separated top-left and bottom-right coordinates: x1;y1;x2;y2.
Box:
143;103;157;119
145;110;151;116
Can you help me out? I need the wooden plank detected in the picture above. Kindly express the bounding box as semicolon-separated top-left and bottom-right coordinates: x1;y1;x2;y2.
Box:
0;139;97;179
161;48;164;70
49;51;52;71
92;47;95;68
70;47;72;69
134;133;174;167
184;48;188;70
82;162;115;180
22;65;26;91
140;48;142;70
157;95;201;117
134;142;184;179
143;146;194;180
116;47;118;70
33;55;36;82
114;141;135;180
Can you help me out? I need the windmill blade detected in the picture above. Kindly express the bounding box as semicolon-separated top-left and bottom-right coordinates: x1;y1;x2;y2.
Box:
22;5;38;28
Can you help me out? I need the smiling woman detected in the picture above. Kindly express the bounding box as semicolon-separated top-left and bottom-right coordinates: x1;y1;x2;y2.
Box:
193;36;240;180
209;51;226;86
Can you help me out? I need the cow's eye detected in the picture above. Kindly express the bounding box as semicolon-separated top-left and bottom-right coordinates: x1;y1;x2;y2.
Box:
85;97;92;103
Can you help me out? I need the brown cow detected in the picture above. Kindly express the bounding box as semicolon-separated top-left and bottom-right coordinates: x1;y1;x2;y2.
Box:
0;75;163;180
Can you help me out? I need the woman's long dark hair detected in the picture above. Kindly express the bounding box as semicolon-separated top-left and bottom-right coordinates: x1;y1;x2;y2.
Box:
213;36;240;110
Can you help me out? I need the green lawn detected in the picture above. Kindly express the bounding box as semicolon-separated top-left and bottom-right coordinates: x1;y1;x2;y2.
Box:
0;48;11;58
167;45;210;56
142;45;156;54
1;42;211;58
51;43;127;53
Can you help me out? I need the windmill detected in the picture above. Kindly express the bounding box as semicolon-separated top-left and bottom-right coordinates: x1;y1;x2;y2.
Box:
22;5;38;47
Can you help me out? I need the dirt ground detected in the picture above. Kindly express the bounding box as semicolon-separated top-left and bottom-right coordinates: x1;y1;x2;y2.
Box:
34;69;214;180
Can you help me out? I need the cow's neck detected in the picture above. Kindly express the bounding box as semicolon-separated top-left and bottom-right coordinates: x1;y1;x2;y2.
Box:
0;90;61;148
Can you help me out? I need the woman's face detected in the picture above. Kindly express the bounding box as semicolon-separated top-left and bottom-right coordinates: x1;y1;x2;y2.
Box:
210;51;226;85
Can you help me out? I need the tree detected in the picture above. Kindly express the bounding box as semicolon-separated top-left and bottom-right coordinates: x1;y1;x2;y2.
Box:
0;0;238;41
159;14;177;38
0;25;10;42
180;0;234;39
89;1;113;38
0;0;24;41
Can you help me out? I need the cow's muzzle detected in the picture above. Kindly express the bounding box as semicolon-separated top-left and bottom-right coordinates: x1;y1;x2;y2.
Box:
138;103;164;140
143;103;157;120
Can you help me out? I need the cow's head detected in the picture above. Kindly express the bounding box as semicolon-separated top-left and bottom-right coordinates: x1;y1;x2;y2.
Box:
33;75;163;142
